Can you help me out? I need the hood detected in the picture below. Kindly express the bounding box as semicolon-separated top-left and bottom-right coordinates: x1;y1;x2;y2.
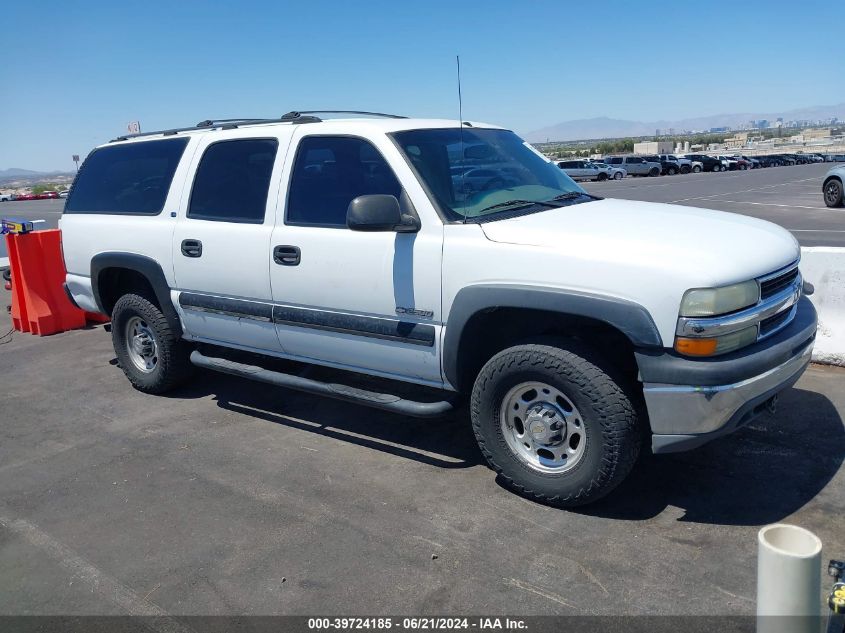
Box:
479;198;800;287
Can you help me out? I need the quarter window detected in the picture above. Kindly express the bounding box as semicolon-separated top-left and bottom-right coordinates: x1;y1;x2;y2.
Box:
286;136;402;227
188;139;278;223
65;138;188;215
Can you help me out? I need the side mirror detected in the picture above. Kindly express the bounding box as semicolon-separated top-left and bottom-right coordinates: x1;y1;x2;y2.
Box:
347;195;419;233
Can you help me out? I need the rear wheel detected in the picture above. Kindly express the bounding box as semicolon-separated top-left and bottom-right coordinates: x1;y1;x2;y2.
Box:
667;166;678;175
470;342;641;507
649;167;660;177
824;178;844;208
111;293;194;393
597;172;608;181
680;165;690;174
692;165;702;173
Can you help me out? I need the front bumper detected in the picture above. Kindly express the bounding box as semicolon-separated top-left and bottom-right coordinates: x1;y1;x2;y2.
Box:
637;297;817;453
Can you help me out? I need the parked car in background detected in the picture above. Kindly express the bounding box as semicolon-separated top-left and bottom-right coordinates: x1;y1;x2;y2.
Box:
0;192;10;202
641;155;680;175
590;161;626;180
823;165;844;208
555;159;603;181
604;155;661;176
755;156;780;168
59;190;70;198
732;155;760;169
682;154;724;172
716;156;740;171
659;154;693;174
39;191;60;199
453;168;518;194
14;193;37;201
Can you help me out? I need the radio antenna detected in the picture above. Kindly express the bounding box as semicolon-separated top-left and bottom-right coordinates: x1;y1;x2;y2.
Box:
457;55;467;224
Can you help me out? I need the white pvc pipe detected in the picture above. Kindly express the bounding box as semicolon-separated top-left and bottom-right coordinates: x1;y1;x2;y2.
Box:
757;523;822;633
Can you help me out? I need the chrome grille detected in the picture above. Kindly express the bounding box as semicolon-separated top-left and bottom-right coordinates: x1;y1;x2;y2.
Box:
760;266;799;299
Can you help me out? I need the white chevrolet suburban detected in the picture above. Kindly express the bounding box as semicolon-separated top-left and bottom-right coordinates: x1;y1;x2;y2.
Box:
60;111;816;506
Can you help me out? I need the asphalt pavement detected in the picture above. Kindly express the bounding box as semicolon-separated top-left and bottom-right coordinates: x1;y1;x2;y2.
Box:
1;289;844;617
583;162;843;247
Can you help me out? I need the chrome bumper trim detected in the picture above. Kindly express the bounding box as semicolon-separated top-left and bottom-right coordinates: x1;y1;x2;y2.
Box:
642;337;813;437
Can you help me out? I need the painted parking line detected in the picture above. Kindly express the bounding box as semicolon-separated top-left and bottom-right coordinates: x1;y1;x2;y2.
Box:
695;199;833;211
0;513;195;633
669;177;820;203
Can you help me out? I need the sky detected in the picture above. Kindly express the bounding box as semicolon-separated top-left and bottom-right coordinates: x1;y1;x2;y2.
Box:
2;0;844;171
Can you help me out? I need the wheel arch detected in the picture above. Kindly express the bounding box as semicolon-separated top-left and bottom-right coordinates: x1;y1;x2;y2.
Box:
91;252;182;336
443;285;663;392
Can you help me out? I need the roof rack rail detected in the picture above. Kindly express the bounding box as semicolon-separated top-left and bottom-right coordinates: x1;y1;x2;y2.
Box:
281;110;407;120
109;110;406;142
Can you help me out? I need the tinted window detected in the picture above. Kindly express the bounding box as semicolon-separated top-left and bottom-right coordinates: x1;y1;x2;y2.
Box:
188;139;278;223
65;138;188;215
287;136;401;227
607;157;622;165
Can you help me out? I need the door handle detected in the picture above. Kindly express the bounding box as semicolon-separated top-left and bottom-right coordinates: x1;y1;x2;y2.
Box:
181;239;202;258
273;245;301;266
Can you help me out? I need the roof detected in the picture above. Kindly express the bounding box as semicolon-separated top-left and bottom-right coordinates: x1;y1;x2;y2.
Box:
106;112;504;146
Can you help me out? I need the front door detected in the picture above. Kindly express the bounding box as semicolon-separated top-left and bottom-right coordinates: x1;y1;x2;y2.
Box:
268;130;444;386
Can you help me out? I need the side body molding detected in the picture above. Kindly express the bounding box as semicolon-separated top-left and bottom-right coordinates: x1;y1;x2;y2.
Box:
91;252;182;336
442;284;663;390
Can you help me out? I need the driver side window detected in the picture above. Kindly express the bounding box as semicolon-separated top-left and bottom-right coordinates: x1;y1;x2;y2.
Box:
286;136;402;227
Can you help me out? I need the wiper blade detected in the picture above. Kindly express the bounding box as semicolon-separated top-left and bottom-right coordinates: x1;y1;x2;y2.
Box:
478;199;562;214
549;191;601;202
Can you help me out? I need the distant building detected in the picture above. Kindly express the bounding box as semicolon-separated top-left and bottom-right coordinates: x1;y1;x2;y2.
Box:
724;132;749;149
633;141;674;154
709;126;729;133
804;128;832;140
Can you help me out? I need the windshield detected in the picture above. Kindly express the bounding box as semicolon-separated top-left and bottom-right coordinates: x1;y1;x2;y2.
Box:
391;128;588;221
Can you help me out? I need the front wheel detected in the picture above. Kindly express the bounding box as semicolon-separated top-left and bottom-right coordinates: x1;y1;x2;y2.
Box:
470;342;641;507
613;171;623;180
649;167;660;177
112;293;194;393
597;172;608;181
825;179;844;208
692;165;701;173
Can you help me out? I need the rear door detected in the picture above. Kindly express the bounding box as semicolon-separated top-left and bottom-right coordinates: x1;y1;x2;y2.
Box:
171;129;293;351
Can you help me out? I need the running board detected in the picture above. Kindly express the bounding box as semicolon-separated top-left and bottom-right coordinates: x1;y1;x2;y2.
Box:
189;350;455;418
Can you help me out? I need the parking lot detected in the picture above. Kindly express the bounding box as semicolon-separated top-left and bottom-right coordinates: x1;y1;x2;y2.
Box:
583;162;843;247
1;162;844;618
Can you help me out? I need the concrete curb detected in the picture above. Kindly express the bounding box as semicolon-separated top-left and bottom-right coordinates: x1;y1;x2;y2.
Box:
801;247;845;367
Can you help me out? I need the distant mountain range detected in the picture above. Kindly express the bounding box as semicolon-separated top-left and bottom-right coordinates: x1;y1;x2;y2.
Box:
524;103;845;143
0;168;74;185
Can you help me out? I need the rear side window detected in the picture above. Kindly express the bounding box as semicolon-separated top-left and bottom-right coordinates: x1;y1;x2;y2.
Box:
65;138;188;215
286;136;402;227
188;138;278;224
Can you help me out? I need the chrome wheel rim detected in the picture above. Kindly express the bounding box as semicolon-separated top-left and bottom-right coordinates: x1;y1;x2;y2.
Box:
499;381;586;474
125;315;158;373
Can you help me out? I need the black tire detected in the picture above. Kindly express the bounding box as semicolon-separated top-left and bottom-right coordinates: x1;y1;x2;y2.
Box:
667;166;678;175
597;172;608;181
824;178;844;208
649;167;660;177
470;341;641;507
111;293;194;393
680;165;690;174
692;165;702;173
613;171;623;180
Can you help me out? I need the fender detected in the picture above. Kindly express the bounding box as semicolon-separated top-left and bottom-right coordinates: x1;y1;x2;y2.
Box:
443;284;663;390
91;252;182;336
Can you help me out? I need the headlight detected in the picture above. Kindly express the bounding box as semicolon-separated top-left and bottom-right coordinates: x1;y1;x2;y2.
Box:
674;325;759;357
679;280;759;317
